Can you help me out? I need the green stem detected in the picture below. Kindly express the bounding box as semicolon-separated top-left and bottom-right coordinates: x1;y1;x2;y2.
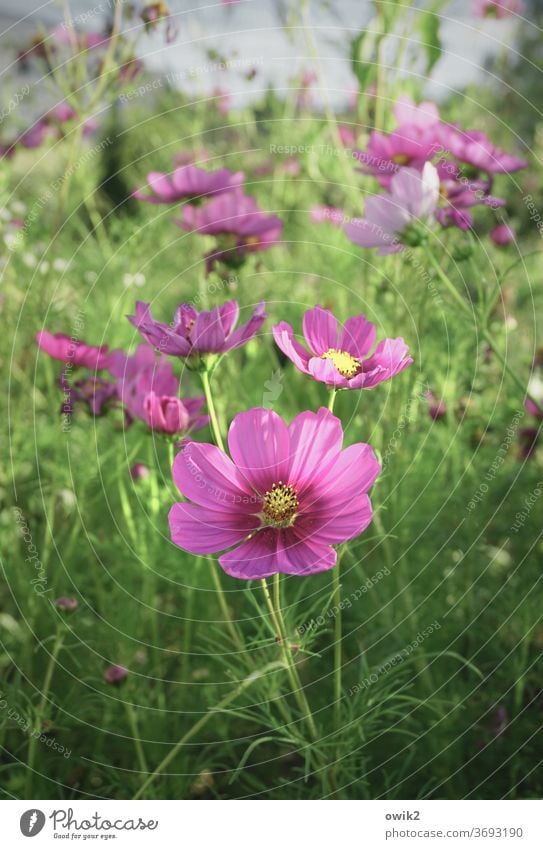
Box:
327;387;337;413
132;661;285;799
332;563;342;733
261;576;318;741
26;627;64;796
124;700;148;775
209;557;243;651
200;369;225;452
428;251;537;408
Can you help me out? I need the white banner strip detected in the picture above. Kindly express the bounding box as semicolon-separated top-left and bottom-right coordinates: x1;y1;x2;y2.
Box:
1;800;542;848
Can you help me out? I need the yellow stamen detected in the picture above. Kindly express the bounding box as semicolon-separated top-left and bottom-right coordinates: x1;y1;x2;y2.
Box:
392;153;410;165
262;482;299;528
321;348;361;379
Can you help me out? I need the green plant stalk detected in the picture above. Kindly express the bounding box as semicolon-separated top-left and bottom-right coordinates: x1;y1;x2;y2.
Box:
261;576;318;741
200;368;225;452
124;700;148;775
26;626;64;796
427;251;538;408
132;660;286;799
327;387;337;412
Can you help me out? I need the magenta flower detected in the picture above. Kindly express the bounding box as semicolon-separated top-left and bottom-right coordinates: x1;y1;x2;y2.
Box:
425;390;447;421
36;331;112;370
143;392;208;436
345;162;440;254
128;300;266;359
491;223;515;246
60;372;118;418
133;164;244;204
273;306;412;389
108;344;178;422
130;462;150;481
473;0;523;18
437;125;527;174
169;407;380;579
104;664;128;685
175;188;282;269
55;597;79;613
434;162;505;230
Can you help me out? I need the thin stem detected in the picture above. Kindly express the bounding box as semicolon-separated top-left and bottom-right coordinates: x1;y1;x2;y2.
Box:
261;577;318;741
209;557;244;651
124;700;148;774
26;626;64;796
132;661;285;799
332;562;342;733
200;369;225;452
427;251;537;408
327;387;337;413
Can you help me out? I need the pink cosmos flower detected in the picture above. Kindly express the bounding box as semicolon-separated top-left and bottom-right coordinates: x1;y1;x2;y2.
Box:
345;162;440;254
425;390;447;420
169;407;380;579
108;344;177;419
491;223;515;246
273;306;412;389
36;331;112;370
128;300;266;359
143;392;208;436
104;664;128;685
473;0;523;18
356;96;441;184
434;161;505;230
60;372;118;418
437;125;527;174
133;165;244;204
175;189;283;268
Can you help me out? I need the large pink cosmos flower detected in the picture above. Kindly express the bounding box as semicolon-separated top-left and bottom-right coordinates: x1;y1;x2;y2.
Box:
36;331;112;370
345;162;440;254
273;306;412;389
128;300;266;359
169;407;380;579
133;164;244;204
175;188;283;268
473;0;523;18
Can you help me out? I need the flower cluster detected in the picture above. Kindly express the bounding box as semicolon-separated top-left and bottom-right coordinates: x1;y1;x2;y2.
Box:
37;293;414;578
35;331;207;440
134;159;283;271
341;95;526;252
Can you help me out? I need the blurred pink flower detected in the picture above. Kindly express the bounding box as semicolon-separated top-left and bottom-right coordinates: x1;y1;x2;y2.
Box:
36;331;112;370
133;164;244;204
345;162;440;253
169;407;380;579
437;125;527;174
491;223;515;246
473;0;523;18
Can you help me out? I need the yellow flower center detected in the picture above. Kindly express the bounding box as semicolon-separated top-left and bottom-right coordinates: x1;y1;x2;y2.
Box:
321;348;361;379
262;482;299;528
392;153;410;165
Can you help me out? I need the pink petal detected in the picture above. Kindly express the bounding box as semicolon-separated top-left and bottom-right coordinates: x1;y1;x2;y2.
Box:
169;503;258;554
172;442;255;509
228;408;290;492
275;530;337;575
272;322;311;373
297;493;373;545
302;306;338;355
287;408;343;492
307;442;380;508
219;530;279;579
338;314;377;358
307;356;350;387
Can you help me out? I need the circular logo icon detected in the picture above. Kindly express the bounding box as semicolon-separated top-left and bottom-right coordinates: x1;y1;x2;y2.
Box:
20;810;46;837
